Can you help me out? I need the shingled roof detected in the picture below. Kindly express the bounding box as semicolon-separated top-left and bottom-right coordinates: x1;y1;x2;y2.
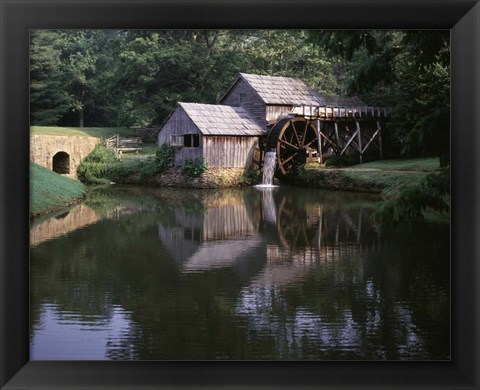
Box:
237;73;324;105
222;73;365;107
179;102;265;136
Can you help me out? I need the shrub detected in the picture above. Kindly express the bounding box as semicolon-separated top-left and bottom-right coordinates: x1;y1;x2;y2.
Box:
155;143;175;171
108;159;143;182
78;143;176;184
242;169;261;185
77;145;119;183
136;144;175;180
181;158;208;177
77;161;117;183
83;144;118;164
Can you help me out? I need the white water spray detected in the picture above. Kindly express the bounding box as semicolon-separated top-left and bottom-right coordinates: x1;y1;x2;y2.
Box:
261;150;277;186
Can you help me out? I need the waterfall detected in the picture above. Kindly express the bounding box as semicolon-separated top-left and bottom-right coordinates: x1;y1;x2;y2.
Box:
261;150;277;186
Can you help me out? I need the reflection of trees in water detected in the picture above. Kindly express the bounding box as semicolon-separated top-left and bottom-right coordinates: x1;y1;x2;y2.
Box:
241;188;447;359
234;214;449;359
30;186;449;360
152;186;448;359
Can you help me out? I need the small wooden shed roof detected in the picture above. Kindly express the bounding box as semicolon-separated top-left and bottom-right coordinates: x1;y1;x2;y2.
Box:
221;73;365;107
178;102;265;136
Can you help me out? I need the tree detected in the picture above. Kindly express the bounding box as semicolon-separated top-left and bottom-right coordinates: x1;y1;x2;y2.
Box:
30;30;70;125
112;30;225;126
29;30;341;127
30;30;119;127
308;30;450;224
235;30;339;95
309;30;449;163
59;30;106;127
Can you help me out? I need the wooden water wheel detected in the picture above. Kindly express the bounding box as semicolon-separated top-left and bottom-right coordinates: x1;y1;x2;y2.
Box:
276;197;310;251
266;117;319;175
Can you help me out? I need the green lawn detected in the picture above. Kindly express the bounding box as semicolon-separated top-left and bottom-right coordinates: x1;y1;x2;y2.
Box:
30;161;86;218
348;157;440;172
119;143;158;159
343;170;431;198
342;158;441;198
31;126;135;139
303;157;443;199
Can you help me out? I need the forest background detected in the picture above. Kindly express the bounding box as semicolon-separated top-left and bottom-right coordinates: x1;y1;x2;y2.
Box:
30;30;450;221
30;29;449;163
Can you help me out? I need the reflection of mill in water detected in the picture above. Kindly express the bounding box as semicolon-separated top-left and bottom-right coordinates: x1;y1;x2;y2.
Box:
252;188;377;290
237;190;382;358
261;189;371;252
157;189;378;281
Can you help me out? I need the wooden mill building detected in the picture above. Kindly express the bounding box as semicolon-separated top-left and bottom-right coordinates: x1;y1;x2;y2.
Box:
158;73;388;171
219;73;327;127
158;102;264;168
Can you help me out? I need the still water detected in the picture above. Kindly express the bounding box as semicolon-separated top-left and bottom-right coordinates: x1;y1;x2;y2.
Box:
30;186;450;360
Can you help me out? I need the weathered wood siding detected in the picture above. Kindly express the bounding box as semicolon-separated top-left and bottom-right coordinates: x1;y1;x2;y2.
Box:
266;105;293;123
157;197;258;268
202;204;256;240
220;78;267;129
203;136;258;168
158;106;203;166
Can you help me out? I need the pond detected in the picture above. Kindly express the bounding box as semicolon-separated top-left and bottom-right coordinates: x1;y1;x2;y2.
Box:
30;185;450;360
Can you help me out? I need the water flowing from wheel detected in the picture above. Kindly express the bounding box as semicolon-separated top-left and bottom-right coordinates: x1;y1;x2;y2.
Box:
262;150;277;186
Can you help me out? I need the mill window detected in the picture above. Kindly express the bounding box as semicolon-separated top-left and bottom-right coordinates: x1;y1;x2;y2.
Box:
183;134;200;148
171;135;183;147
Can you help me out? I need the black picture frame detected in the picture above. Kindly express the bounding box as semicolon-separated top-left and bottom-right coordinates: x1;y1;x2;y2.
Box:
1;1;479;389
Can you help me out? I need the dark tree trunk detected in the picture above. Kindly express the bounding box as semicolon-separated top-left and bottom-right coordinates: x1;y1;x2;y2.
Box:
79;108;84;127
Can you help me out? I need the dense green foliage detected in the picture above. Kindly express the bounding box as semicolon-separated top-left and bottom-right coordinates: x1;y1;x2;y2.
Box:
155;143;175;171
77;144;175;183
242;169;262;185
31;29;451;224
31;30;339;127
372;171;450;226
30;161;86;217
181;158;208;177
299;158;438;199
308;30;450;224
76;145;117;183
83;144;118;164
308;30;450;165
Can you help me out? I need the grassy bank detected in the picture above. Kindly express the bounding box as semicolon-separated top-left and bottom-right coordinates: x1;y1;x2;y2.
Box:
295;158;441;199
293;157;449;224
341;158;440;198
343;158;440;172
30;161;86;219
